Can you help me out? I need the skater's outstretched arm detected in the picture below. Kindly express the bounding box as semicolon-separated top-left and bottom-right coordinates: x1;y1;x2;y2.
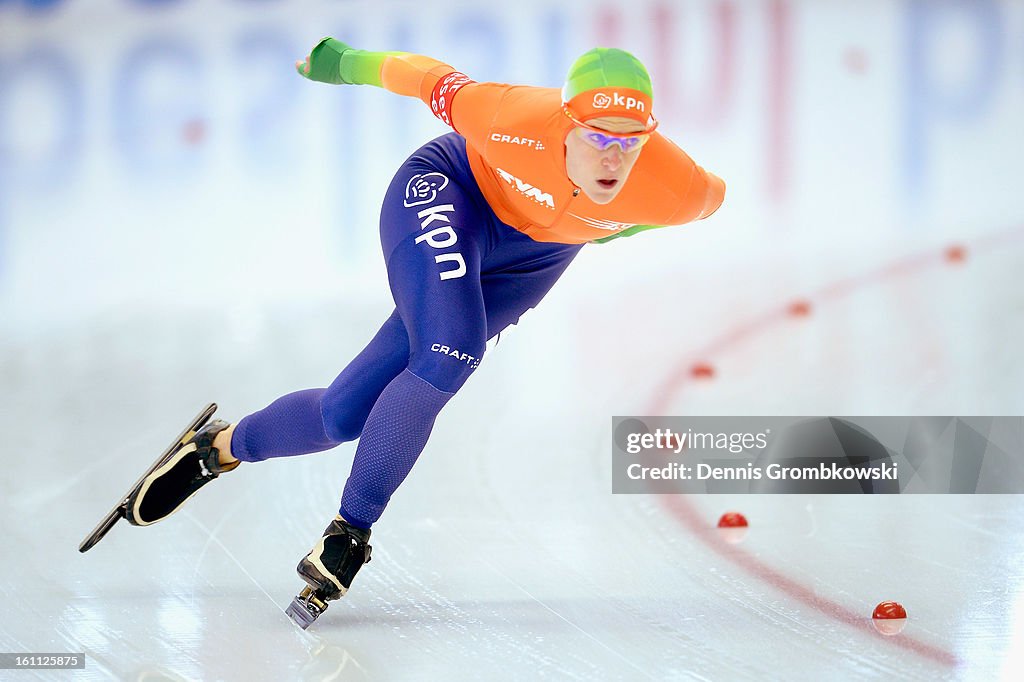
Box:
295;38;452;98
294;38;517;136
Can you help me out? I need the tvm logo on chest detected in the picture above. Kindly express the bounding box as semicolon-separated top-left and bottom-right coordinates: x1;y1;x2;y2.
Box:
495;168;555;209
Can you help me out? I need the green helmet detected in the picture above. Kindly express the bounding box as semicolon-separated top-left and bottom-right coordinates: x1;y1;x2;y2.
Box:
563;47;654;102
562;48;655;128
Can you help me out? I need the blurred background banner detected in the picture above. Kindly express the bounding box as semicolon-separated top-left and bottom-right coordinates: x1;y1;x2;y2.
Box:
2;0;1022;330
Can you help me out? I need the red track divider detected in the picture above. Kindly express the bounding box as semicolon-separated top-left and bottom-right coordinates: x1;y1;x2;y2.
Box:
645;224;1024;668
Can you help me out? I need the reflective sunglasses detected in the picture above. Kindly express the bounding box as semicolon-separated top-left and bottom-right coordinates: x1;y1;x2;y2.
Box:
575;127;650;152
563;105;657;152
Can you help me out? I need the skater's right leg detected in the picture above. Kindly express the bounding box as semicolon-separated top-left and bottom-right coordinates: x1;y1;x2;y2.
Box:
296;515;373;600
294;282;477;602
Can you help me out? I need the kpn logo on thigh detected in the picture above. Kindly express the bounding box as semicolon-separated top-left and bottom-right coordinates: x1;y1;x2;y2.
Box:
404;172;467;281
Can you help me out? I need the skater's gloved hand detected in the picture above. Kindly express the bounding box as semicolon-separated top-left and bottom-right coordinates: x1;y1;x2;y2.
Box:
295;37;353;84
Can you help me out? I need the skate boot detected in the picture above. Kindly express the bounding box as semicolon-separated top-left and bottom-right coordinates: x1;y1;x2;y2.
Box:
124;419;238;526
286;518;372;629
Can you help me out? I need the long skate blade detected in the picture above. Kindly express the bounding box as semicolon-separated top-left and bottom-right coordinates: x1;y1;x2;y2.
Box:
78;508;121;553
78;403;218;553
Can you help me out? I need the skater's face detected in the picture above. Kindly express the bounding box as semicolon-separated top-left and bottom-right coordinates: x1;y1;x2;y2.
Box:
564;116;647;205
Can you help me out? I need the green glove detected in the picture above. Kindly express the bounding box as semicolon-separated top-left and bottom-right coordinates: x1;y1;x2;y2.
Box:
296;38;406;87
295;37;352;84
592;224;666;244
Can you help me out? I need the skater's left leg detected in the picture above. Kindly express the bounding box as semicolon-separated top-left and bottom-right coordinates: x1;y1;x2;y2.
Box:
336;206;488;529
126;418;239;525
226;310;410;462
125;312;411;525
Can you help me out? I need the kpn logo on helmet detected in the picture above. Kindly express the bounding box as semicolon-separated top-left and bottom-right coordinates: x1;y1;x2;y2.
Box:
592;91;646;112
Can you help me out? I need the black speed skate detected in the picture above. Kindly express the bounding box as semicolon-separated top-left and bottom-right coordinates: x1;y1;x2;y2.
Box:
124;417;236;526
79;404;237;552
286;518;372;629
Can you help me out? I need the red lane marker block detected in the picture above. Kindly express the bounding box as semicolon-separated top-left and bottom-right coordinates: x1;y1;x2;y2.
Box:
944;244;967;264
691;363;715;379
717;512;748;528
844;47;868;74
717;511;748;544
183;119;207;145
872;600;908;636
788;300;812;317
